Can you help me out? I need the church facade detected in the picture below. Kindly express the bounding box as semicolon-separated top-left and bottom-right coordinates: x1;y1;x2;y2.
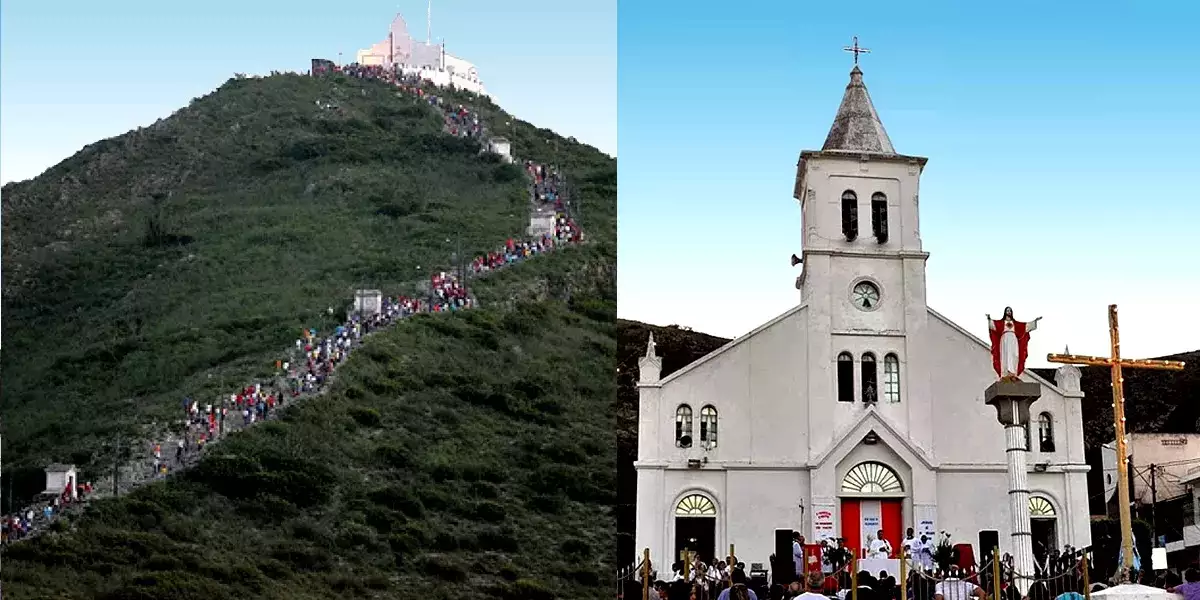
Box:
633;66;1091;569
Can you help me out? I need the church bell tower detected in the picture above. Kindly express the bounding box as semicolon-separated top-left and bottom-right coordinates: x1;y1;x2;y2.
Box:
793;62;936;452
792;65;931;334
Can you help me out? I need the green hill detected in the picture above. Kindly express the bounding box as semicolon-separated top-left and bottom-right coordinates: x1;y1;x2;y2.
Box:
0;71;614;497
1;72;616;599
5;284;615;599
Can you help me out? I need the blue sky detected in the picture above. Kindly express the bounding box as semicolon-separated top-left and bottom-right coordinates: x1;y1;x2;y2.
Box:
0;0;615;185
618;0;1200;365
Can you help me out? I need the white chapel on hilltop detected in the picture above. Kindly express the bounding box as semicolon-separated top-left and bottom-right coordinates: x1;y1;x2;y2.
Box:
633;66;1091;569
355;12;487;96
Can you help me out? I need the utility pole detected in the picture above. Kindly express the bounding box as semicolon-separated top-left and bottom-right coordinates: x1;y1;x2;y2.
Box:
1150;463;1158;546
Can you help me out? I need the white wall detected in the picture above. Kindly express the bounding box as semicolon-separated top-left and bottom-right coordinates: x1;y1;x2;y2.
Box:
45;468;76;495
443;53;477;79
398;65;488;97
354;290;382;316
925;314;1082;467
650;306;811;467
634;467;809;569
527;213;555;237
799;156;924;256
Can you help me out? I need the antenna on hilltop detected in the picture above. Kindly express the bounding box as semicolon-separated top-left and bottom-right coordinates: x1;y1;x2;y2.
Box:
427;0;432;45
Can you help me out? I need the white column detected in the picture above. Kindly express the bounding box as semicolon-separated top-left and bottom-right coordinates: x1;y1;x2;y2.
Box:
1004;411;1035;596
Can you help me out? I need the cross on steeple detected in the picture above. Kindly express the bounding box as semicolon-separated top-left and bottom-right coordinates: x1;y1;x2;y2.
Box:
843;36;870;65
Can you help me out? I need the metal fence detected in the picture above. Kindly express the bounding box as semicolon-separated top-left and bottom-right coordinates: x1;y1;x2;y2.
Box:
886;547;1095;600
616;547;1100;600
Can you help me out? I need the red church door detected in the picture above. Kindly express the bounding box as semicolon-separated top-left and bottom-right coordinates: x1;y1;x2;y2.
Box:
880;499;902;556
840;498;904;558
840;499;861;557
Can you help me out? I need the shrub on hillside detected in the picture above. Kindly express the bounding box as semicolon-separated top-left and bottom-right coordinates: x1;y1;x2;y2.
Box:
418;554;468;582
348;406;383;427
504;579;555;600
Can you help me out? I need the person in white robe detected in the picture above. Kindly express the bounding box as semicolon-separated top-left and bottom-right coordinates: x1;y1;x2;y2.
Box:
868;530;892;559
917;534;935;570
901;528;917;558
792;532;805;578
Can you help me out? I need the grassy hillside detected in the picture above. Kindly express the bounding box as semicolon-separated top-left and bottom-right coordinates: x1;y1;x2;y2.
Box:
0;72;616;505
615;320;729;563
3;256;616;599
1;69;617;598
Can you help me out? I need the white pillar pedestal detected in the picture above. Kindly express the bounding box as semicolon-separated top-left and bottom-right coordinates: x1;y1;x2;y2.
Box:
985;380;1042;597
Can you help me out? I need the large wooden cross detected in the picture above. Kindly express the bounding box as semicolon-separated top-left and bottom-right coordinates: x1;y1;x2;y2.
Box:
1046;304;1185;581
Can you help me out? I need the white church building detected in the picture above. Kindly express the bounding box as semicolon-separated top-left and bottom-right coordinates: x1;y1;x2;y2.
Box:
356;13;488;96
633;66;1091;569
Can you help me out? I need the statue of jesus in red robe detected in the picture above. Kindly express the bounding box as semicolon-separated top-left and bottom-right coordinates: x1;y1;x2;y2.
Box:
986;307;1042;380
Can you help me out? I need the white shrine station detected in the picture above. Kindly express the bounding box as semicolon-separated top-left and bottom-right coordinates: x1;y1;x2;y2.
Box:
632;64;1091;570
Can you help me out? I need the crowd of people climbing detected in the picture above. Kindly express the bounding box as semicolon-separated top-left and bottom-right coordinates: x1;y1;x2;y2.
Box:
1;59;584;546
1;480;94;545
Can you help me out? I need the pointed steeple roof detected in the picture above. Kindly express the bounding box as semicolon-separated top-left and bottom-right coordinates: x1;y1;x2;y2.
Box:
822;66;895;154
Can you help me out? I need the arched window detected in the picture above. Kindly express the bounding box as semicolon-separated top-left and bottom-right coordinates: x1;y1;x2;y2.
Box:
1038;412;1055;453
841;461;904;494
883;354;901;403
1029;496;1056;518
676;494;717;516
871;192;889;243
837;352;854;403
699;406;718;449
861;353;878;403
1022;422;1031;451
675;405;693;448
841;190;859;241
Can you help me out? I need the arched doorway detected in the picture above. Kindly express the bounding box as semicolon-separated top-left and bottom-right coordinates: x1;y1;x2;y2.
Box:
1030;496;1058;564
839;461;905;558
674;494;717;564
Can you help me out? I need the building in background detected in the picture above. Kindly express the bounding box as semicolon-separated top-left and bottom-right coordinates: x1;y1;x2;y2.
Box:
1164;467;1200;564
1093;433;1200;564
1100;433;1200;506
355;13;487;96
